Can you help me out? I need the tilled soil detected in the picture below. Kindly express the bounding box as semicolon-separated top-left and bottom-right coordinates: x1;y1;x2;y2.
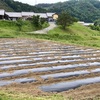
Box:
0;38;100;99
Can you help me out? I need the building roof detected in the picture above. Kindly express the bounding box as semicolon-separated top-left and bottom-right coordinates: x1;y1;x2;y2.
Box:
5;12;22;18
46;13;55;17
4;11;56;19
21;12;34;17
78;21;94;26
83;23;94;26
34;13;47;18
0;9;5;16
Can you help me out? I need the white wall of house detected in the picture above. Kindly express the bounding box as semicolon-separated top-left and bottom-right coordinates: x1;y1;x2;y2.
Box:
12;18;17;21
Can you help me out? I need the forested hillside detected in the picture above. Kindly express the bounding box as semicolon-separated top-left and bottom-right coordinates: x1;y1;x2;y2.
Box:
0;0;13;11
0;0;100;22
36;0;100;22
0;0;46;12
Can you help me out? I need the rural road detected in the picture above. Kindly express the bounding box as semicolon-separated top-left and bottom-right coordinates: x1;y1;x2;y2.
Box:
29;22;57;34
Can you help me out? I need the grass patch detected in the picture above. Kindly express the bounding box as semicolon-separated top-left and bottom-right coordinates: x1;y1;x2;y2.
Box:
26;23;100;48
0;20;50;38
0;90;65;100
0;90;100;100
0;21;100;48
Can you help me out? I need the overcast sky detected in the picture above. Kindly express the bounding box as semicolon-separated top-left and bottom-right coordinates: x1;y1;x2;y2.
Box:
14;0;67;6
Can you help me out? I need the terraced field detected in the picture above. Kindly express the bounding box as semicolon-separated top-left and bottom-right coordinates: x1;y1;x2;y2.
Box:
0;38;100;99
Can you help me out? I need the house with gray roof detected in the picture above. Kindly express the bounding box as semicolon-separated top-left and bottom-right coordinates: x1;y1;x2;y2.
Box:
34;13;48;19
21;12;34;20
0;9;57;22
46;13;55;21
5;12;22;21
0;9;5;19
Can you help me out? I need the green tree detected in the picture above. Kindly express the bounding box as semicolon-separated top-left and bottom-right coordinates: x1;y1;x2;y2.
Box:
32;15;48;29
94;19;100;27
32;15;41;28
57;12;77;29
89;19;100;31
16;19;24;31
40;18;47;25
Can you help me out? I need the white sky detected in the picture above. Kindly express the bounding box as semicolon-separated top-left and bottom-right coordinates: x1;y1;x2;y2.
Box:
14;0;67;6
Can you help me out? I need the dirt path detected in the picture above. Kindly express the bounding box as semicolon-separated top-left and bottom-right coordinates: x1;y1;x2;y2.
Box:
29;22;57;34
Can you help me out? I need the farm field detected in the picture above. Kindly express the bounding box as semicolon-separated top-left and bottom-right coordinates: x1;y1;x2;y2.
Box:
0;38;100;100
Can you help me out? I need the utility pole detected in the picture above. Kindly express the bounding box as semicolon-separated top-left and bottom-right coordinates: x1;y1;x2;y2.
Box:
35;0;37;5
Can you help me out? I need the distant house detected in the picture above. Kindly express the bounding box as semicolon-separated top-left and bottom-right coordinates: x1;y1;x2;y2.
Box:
21;12;34;20
46;13;56;22
78;21;94;26
34;13;48;19
0;9;57;22
5;12;22;21
0;9;5;20
52;13;58;21
83;23;94;26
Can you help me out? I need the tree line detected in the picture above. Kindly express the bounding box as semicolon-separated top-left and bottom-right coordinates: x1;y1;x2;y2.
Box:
1;0;46;12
